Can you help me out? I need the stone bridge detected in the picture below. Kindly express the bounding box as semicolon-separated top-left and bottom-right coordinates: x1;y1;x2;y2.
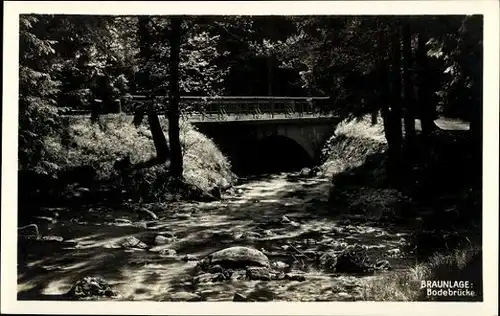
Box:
192;116;339;174
178;96;339;173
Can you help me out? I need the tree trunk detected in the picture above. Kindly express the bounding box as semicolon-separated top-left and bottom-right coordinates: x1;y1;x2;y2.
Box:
389;22;404;151
402;20;416;143
390;21;403;139
469;44;483;142
168;17;184;179
128;100;170;170
385;23;404;187
377;23;403;187
416;30;438;135
147;99;170;162
371;108;378;125
137;17;154;93
267;54;273;97
128;16;171;171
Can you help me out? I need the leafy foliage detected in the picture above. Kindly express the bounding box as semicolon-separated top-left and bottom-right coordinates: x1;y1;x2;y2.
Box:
43;116;235;201
19;15;62;173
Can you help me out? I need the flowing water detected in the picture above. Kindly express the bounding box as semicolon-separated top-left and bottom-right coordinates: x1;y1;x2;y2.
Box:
17;172;413;302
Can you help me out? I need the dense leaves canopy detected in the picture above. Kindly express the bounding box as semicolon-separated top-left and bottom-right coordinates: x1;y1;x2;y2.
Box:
19;14;482;172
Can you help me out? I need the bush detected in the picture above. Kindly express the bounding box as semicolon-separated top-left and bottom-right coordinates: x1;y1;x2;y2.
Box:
321;115;387;176
321;116;404;218
39;114;235;201
361;246;482;301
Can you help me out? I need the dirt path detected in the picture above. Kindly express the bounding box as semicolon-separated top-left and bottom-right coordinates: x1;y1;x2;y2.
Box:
18;171;414;302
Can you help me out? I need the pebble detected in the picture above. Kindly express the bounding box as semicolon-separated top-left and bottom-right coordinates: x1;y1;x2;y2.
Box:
169;292;202;302
182;254;198;261
281;215;291;223
155;235;174;245
133;222;148;229
285;273;306;281
41;235;64;242
233;293;247;302
114;218;132;224
159;249;177;257
246;267;271;281
271;261;289;270
387;248;400;255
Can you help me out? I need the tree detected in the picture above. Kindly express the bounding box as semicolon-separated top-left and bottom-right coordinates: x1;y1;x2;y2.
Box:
45;15;138;113
168;17;184;179
416;28;439;135
377;19;404;186
402;19;416;144
132;16;170;169
19;15;62;174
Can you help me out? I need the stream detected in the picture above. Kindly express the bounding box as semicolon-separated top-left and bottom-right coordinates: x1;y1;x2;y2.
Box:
17;171;413;302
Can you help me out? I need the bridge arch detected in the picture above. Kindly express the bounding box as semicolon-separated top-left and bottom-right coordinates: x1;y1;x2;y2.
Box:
254;128;317;161
251;134;314;174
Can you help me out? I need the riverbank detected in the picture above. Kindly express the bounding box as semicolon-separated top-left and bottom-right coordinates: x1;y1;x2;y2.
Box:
319;116;482;301
18;114;236;215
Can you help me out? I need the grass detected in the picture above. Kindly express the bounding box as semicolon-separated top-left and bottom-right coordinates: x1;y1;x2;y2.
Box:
321;116;387;176
320;116;406;219
361;246;482;301
41;114;236;201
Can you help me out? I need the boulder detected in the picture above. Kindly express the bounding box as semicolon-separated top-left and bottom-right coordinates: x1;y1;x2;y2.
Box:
119;236;148;249
212;271;233;282
193;271;232;283
159;249;177;257
169;292;203;302
333;245;374;273
41;235;64;242
246;267;271;281
246;288;275;301
182;254;199;261
154;235;174;246
137;208;158;220
285;273;306;281
193;273;215;284
114;218;132;224
67;277;117;300
271;261;289;270
240;231;261;240
18;224;40;238
208;264;224;274
208;246;270;268
233;292;248;302
281;215;291;223
299;168;311;177
374;259;391;271
230;270;247;281
133;222;148;229
308;166;321;177
208;186;222;200
319;251;338;271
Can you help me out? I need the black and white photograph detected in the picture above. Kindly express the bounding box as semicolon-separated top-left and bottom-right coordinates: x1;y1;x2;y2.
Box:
2;1;498;315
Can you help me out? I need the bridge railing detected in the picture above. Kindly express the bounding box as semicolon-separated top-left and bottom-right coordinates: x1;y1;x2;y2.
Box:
60;95;334;121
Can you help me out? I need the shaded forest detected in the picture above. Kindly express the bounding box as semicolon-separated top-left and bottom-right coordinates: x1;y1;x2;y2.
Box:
17;14;483;302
